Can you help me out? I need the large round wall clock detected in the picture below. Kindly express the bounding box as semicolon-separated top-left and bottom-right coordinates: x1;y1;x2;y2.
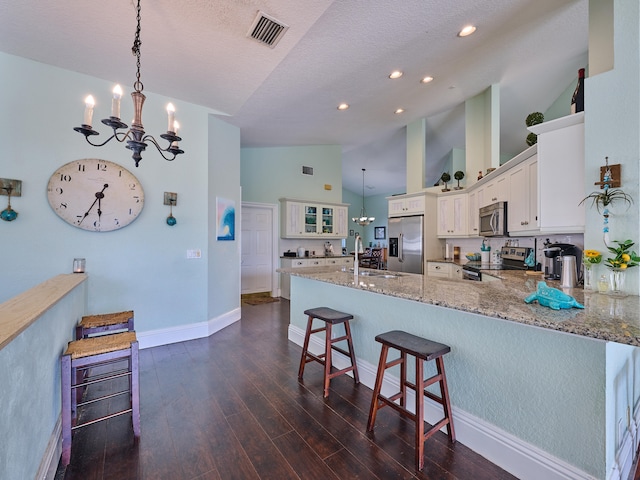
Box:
47;158;145;232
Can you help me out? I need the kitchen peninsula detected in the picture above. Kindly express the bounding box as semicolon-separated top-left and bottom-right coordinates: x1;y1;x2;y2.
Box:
281;265;639;479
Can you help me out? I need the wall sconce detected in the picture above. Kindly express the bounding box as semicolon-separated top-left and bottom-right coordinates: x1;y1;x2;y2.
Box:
1;178;21;222
164;192;177;226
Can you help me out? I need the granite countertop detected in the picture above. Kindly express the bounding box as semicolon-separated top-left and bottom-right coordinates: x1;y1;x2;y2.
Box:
278;265;640;346
281;254;354;259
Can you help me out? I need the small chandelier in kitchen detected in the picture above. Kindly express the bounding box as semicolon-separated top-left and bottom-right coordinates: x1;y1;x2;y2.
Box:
352;168;375;226
73;0;184;167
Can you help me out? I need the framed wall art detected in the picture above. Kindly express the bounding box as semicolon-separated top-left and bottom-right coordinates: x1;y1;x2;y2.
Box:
216;197;235;241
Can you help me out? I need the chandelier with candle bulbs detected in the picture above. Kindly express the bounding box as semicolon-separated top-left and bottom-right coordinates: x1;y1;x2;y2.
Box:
352;168;375;226
73;0;184;167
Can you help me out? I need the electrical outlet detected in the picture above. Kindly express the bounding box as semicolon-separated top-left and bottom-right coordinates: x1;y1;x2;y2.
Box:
187;249;201;259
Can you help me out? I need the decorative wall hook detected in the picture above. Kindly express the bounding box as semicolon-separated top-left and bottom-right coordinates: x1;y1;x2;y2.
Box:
0;179;21;222
164;192;177;226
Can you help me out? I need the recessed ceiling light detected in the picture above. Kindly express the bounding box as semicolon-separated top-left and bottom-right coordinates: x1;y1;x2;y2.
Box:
337;103;349;110
458;25;476;37
389;70;403;79
394;108;405;114
421;76;434;84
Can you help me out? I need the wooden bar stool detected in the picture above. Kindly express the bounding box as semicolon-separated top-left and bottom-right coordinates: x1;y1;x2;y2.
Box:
298;307;359;398
367;330;455;471
61;331;140;467
76;310;134;339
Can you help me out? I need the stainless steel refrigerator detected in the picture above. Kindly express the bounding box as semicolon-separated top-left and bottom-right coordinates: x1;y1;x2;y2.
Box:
387;215;424;274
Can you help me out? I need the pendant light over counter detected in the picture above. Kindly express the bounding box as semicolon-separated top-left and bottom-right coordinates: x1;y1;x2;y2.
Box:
352;168;375;226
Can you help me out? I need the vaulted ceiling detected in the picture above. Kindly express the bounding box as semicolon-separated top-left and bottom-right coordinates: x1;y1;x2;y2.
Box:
0;0;588;195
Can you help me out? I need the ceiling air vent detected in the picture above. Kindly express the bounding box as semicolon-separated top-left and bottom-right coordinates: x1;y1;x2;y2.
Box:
248;11;289;48
302;166;313;175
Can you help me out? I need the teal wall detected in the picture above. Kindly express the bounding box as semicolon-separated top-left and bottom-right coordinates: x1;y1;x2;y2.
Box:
240;145;343;205
0;51;239;332
0;280;86;480
208;118;241;318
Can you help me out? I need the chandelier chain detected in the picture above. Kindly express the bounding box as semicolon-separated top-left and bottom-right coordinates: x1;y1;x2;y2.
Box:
132;0;143;93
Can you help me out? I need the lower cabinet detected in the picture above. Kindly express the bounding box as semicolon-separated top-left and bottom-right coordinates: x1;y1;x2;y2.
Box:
427;262;462;279
280;256;352;299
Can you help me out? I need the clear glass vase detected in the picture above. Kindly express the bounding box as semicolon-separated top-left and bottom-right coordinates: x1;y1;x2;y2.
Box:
583;263;593;290
609;268;626;296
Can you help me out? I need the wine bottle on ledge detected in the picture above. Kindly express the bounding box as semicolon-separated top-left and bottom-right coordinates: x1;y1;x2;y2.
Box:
571;68;585;114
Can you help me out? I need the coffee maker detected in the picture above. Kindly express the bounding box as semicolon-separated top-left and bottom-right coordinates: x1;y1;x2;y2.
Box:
542;242;582;284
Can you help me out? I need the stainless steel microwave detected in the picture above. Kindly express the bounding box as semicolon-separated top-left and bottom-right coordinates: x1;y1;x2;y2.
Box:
479;201;508;237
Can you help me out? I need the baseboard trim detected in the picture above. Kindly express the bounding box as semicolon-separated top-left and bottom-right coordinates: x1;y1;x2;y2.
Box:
137;307;241;349
36;417;61;480
289;324;595;480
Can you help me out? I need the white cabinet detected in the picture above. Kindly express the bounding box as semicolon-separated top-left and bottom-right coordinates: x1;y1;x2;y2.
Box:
279;199;349;238
388;193;425;217
334;206;349;237
437;193;468;237
528;113;585;233
324;256;353;267
481;176;509;207
427;261;463;279
507;155;538;235
467;190;479;236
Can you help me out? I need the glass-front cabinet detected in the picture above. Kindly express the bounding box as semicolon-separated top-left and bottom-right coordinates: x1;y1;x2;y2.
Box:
280;198;349;238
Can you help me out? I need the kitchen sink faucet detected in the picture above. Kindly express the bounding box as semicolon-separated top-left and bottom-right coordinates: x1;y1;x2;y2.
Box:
354;234;363;278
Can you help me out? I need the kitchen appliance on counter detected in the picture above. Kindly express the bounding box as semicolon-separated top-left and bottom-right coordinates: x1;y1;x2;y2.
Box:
462;246;531;281
542;243;582;282
479;201;508;237
388;215;423;274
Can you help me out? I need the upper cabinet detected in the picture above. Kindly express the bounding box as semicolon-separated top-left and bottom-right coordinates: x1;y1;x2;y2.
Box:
528;112;585;234
436;113;584;239
437;193;468;237
507;155;538;234
280;198;350;238
388;193;426;217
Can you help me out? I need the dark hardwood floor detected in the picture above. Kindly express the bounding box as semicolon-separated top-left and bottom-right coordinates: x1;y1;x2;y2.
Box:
56;298;518;480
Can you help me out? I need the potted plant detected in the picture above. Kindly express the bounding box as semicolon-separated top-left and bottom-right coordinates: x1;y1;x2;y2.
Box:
440;172;451;192
579;188;633;214
453;170;465;190
603;239;640;295
525;112;544;146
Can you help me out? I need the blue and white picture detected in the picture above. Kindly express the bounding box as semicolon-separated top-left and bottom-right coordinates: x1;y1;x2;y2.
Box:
216;197;235;241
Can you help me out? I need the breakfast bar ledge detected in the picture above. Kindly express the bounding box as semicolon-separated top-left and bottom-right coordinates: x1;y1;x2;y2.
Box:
280;266;640;480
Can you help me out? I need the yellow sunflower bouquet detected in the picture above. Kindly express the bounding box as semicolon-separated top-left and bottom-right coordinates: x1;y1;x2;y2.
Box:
583;249;602;265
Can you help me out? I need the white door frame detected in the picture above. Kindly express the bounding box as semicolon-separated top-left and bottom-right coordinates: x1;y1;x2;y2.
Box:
241;201;279;297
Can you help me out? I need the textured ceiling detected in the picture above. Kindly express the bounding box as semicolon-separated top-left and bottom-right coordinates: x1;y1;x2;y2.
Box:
0;0;588;195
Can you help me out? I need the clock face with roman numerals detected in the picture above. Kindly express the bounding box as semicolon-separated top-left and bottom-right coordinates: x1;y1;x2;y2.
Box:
47;159;145;232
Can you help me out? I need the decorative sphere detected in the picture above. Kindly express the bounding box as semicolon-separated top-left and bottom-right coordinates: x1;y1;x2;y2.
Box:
166;215;177;226
0;208;17;222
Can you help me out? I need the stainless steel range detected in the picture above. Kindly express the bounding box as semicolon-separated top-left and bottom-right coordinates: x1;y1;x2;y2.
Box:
462;246;532;281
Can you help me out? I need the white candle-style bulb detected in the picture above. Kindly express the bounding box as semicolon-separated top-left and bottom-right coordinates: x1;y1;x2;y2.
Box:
167;103;175;132
171;121;180;147
84;95;95;127
111;84;123;118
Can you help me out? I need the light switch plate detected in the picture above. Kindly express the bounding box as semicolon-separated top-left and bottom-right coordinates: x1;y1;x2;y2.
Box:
187;249;201;259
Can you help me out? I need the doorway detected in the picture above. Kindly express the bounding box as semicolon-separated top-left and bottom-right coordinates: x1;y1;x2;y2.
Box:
241;202;278;296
